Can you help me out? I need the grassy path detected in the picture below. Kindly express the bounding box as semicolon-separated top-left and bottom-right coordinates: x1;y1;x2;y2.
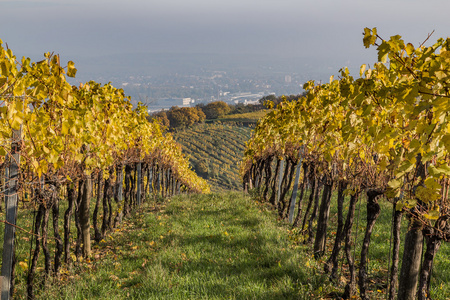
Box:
34;192;324;299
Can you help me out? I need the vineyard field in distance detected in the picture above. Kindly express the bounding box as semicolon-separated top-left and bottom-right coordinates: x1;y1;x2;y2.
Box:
174;123;252;192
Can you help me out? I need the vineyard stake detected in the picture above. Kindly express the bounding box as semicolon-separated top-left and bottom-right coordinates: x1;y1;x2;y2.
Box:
277;158;285;204
1;126;21;300
288;147;304;223
137;161;142;206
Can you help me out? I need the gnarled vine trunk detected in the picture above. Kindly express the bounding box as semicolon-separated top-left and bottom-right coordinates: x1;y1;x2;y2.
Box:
342;191;360;299
307;180;322;243
52;189;63;278
279;158;296;219
79;174;92;258
262;156;274;202
358;189;383;300
27;201;44;299
324;180;347;280
313;175;333;258
417;217;448;300
397;218;423;300
398;154;426;300
93;171;103;243
388;203;403;300
64;183;76;265
301;173;317;233
292;163;308;228
269;158;281;206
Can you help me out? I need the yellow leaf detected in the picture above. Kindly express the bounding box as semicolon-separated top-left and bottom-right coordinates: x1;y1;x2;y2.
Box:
18;261;28;271
424;208;440;220
42;145;50;154
31;159;39;170
110;274;119;281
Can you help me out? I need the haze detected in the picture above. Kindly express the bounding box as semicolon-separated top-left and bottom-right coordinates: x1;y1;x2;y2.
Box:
2;0;450;87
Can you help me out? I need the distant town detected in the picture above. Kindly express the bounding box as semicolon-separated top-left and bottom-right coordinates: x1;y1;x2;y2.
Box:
70;53;340;112
114;70;305;112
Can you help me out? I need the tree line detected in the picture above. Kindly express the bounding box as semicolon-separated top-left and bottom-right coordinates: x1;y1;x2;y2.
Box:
148;95;301;130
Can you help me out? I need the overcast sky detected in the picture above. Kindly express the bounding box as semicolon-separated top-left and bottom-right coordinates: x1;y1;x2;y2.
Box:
1;0;450;79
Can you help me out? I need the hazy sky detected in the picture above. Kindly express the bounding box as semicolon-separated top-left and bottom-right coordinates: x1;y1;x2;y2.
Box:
2;0;450;79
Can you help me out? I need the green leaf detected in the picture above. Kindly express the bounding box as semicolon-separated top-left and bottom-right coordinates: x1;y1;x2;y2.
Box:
434;164;450;176
67;61;77;77
388;177;402;189
442;134;450;152
405;199;417;209
424;209;439;220
0;61;8;75
424;177;441;190
405;43;415;56
377;42;390;63
363;27;377;48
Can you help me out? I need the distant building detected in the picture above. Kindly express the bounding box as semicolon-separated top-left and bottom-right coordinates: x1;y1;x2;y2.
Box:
285;75;292;83
147;98;194;112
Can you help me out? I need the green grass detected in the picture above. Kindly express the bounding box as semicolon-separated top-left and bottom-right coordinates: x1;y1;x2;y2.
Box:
219;110;271;123
256;188;450;299
15;192;330;299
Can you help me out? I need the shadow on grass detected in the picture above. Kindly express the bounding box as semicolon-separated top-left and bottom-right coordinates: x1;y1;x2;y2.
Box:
98;193;328;299
150;206;315;299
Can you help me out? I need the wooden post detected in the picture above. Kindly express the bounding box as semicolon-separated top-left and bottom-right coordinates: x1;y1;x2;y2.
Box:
255;174;260;189
148;167;153;195
136;161;141;206
1;128;21;300
289;147;304;223
176;180;181;195
114;164;124;227
156;167;161;194
79;173;92;258
277;159;285;204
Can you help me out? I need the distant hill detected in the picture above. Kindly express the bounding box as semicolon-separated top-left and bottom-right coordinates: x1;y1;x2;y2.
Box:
174;123;252;192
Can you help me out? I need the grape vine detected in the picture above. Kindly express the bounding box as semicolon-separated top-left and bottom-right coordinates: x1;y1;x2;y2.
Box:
0;40;209;299
242;28;450;299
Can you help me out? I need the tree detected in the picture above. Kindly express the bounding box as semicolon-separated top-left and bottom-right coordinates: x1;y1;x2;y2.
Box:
151;111;170;129
258;94;276;106
200;101;231;119
163;106;206;129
